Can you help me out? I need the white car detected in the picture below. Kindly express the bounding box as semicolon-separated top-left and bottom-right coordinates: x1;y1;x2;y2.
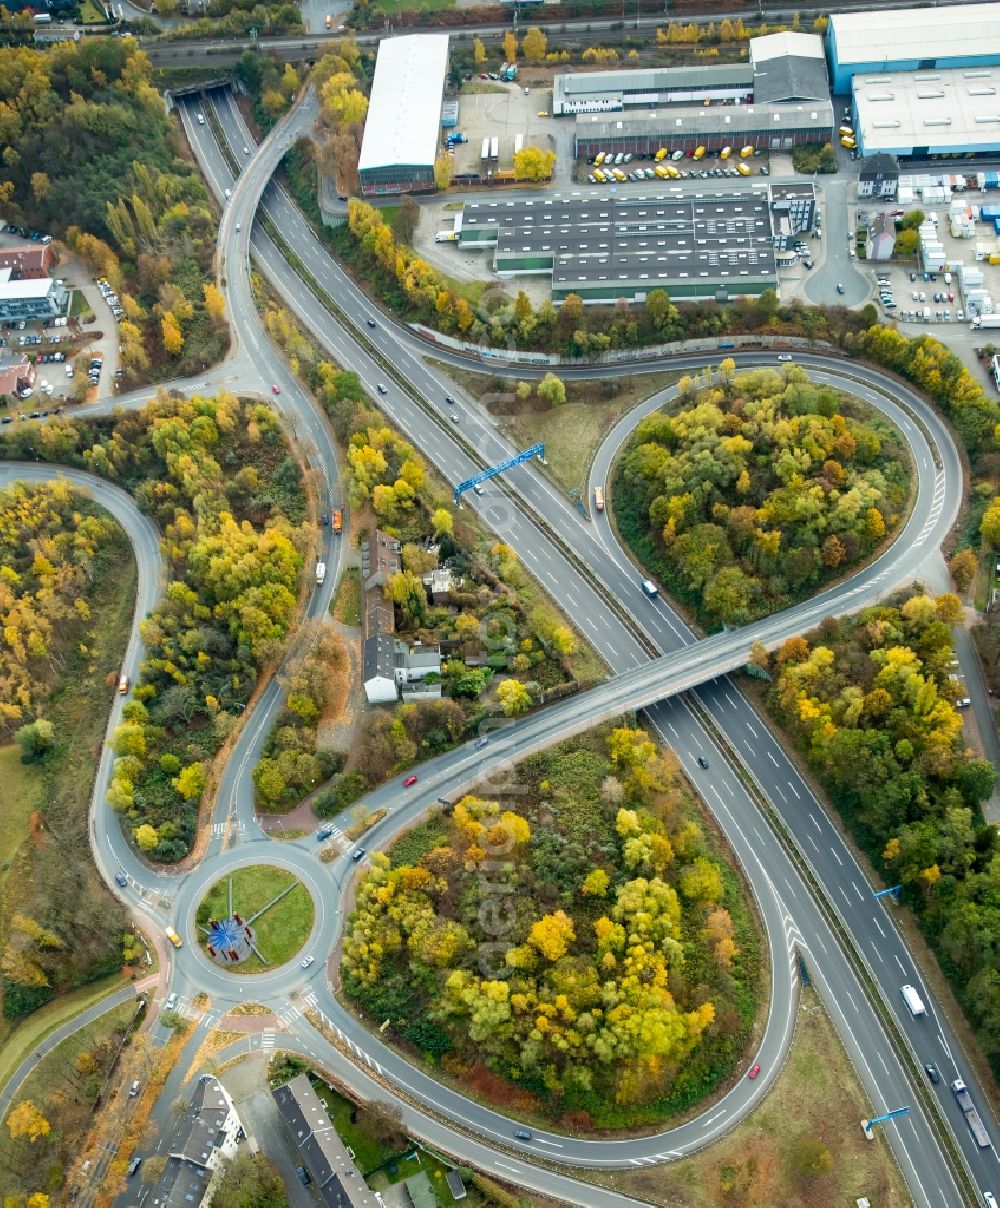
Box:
301;954;315;968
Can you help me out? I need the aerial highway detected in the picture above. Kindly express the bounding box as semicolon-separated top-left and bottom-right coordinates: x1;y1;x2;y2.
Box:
0;81;995;1208
190;91;995;1198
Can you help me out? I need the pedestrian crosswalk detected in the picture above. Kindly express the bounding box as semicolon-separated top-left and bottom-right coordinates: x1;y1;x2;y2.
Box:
261;1031;275;1050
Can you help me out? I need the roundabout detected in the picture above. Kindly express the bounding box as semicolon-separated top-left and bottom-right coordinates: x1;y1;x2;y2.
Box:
195;864;314;973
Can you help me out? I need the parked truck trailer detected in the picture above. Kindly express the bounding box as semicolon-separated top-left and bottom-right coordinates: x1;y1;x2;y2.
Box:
972;314;1000;330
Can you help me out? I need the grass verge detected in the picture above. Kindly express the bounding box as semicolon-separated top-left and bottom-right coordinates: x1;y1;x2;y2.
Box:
196;866;314;972
589;986;907;1207
0;973;127;1096
428;361;685;496
332;567;362;626
0;999;137;1204
0;745;43;871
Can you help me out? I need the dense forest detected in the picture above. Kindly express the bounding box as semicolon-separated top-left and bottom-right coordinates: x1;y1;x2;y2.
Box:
0;392;307;861
616;365;907;626
0;482;130;1021
760;595;1000;1072
0;481;120;736
343;726;760;1128
0;39;227;383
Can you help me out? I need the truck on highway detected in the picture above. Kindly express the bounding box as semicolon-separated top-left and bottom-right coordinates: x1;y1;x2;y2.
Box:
972;313;1000;329
165;926;182;949
332;508;343;535
951;1079;991;1148
593;485;605;512
316;561;326;586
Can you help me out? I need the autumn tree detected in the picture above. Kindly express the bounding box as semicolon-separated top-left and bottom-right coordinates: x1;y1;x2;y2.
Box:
503;29;518;62
536;372;566;406
522;27;547;61
497;678;532;716
434;152;455;191
473;36;487;64
7;1101;50;1143
513;146;557;181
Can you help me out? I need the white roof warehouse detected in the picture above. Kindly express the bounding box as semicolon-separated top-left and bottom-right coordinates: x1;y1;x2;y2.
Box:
358;34;450;197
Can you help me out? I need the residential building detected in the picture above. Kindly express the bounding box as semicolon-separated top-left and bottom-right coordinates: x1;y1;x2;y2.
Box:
149;1075;243;1208
358;35;450;196
272;1073;377;1207
769;182;817;238
0;354;35;398
360;529;440;703
0;246;55;279
363;632;398;705
827;4;1000;93
858;153;900;199
0;267;67;323
851;65;1000;160
866;212;896;260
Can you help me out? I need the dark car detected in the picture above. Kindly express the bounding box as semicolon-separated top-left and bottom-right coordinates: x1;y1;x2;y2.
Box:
321;511;329;526
296;1165;311;1186
836;283;846;295
445;395;456;405
115;872;128;888
352;848;366;862
924;1063;941;1084
514;1130;532;1141
377;383;388;395
316;825;333;841
128;1157;142;1176
697;756;709;769
366;318;377;328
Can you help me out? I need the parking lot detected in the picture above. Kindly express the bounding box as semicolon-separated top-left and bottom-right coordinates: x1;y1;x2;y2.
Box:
859;203;1000;330
449;80;564;181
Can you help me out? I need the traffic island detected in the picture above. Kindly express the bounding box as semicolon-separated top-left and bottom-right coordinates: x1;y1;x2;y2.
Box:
195;865;314;973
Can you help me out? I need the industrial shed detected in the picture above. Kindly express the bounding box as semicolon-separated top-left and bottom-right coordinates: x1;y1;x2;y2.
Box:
358;34;450;196
852;65;1000;159
827;3;1000;93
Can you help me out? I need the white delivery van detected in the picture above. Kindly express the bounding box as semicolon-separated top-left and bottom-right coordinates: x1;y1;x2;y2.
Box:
901;984;926;1017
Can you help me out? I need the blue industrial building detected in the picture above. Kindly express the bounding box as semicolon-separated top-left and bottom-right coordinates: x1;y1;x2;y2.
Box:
827;3;1000;94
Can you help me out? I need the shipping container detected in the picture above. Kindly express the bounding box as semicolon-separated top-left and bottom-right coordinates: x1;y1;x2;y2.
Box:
481;137;490;164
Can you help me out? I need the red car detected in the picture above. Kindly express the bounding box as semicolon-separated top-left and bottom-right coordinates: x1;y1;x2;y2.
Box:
403;775;418;788
479;72;489;79
747;1063;761;1080
271;384;281;395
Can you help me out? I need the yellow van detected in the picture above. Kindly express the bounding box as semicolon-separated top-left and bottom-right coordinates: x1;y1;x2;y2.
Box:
594;152;606;166
840;137;855;149
165;926;183;949
654;147;668;161
737;162;751;176
593;168;606;182
838;125;854;138
720;146;732;160
666;164;681;178
693;145;706;161
740;145;754;158
612;168;626;181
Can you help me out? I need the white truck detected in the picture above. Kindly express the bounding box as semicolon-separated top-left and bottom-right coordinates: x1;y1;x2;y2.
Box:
316;561;326;586
972;314;1000;330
